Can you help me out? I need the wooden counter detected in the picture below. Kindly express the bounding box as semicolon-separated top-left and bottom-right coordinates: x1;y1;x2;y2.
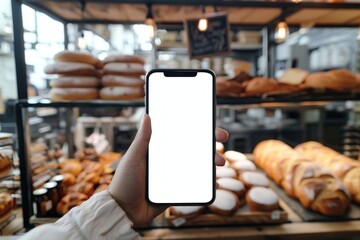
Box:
141;220;360;240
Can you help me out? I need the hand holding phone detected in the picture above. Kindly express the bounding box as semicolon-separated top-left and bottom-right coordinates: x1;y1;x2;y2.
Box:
146;69;216;205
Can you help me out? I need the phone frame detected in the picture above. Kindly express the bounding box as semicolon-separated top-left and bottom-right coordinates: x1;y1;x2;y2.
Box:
145;69;216;206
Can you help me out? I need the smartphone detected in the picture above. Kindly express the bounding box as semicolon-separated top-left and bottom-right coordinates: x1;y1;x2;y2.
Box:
146;69;215;205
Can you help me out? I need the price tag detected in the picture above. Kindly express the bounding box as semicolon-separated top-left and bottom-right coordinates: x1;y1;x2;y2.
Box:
172;217;186;227
271;210;281;220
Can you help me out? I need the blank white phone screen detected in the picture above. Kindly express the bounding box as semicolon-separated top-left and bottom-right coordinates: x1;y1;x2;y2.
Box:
147;71;214;204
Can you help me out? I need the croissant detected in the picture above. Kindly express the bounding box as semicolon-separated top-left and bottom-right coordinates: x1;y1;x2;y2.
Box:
296;141;360;204
253;140;350;216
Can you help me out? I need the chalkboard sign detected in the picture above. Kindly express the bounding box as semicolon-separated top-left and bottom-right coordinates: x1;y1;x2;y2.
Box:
185;12;230;59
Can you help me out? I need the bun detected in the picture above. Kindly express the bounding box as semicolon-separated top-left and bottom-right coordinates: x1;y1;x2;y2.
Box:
60;160;83;177
224;150;247;163
239;172;270;189
327;69;357;90
103;63;145;76
103;55;145;65
209;189;241;216
101;75;144;88
44;62;97;76
0;192;14;216
54;51;98;66
216;167;237;178
216;142;225;154
62;173;76;187
296;141;360;204
50;88;98;101
50;76;99;88
304;72;332;89
216;77;243;97
246;187;279;212
69;182;94;197
254;140;350;216
231;159;256;172
243;77;278;96
217;177;246;198
100;86;144;100
76;172;100;185
57;193;88;215
170;206;205;220
279;68;309;85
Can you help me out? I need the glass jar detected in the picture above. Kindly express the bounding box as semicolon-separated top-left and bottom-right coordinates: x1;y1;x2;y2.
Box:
33;188;52;217
44;181;58;216
51;175;65;198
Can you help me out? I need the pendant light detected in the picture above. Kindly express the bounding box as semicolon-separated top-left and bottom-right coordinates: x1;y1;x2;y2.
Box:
145;3;156;39
275;10;289;43
77;1;87;50
198;6;208;32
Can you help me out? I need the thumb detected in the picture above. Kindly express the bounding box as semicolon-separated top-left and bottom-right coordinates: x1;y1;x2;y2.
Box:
124;114;151;160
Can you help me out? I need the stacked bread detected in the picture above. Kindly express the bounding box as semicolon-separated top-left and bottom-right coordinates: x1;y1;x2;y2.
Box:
295;141;360;204
99;55;145;100
0;192;14;217
170;145;280;220
45;51;101;101
253;140;350;216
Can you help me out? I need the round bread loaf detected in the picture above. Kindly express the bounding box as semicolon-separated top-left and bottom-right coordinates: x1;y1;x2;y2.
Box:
100;86;144;100
224;151;247;163
103;63;146;76
246;187;279;212
50;76;99;88
60;160;83;177
327;69;357;90
232;159;256;172
216;142;225;154
50;88;98;101
243;77;278;96
304;72;333;89
208;189;241;216
216;167;237;178
103;54;145;65
44;62;97;76
239;172;270;188
101;75;144;88
170;206;205;220
54;51;98;65
217;177;246;198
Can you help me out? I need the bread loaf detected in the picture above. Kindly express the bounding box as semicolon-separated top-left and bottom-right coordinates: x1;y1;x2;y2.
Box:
296;141;360;204
57;193;88;215
253;140;350;216
54;51;98;66
279;68;309;85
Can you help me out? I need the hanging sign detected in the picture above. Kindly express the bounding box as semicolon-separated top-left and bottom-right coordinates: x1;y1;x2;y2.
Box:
185;12;230;59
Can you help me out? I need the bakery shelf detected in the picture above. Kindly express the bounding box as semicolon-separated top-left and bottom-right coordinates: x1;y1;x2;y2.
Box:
17;98;145;108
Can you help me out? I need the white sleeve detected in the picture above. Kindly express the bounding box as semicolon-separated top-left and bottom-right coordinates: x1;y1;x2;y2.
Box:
20;190;140;240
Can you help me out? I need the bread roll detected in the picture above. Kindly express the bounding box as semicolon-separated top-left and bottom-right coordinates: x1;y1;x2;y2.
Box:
242;77;278;96
100;86;144;100
54;51;98;66
50;88;98;101
296;141;360;204
224;151;247;163
208;189;241;216
169;206;205;220
279;68;309;85
44;62;97;76
50;76;99;88
76;172;100;185
239;172;270;189
103;55;145;65
217;177;246;198
60;160;83;177
304;72;333;89
231;159;256;172
216;167;237;178
0;192;14;216
101;75;144;88
327;69;357;90
103;63;145;76
246;187;279;212
57;193;88;215
254;140;350;216
69;182;94;197
62;173;76;187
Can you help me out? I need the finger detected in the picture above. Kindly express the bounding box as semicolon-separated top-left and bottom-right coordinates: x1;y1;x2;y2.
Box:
215;152;225;166
216;128;229;142
123;114;152;161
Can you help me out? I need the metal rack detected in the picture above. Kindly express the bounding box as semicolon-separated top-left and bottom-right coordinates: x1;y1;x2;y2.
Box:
11;0;360;230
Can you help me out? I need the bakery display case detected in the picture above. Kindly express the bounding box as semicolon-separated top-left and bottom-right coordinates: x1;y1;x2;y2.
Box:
9;0;360;239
